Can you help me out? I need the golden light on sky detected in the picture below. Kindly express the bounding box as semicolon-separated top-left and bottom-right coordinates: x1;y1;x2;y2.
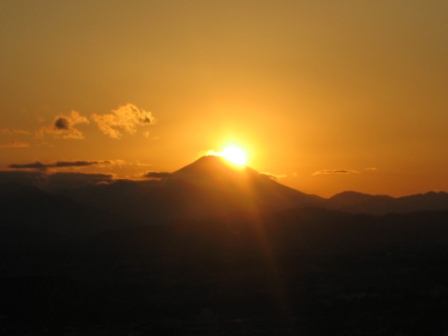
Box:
1;1;448;197
212;145;248;167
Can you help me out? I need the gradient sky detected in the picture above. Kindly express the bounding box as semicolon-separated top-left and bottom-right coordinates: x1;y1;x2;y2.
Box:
1;0;447;197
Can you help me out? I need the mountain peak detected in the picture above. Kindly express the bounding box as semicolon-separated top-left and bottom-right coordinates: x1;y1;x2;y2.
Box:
171;155;252;180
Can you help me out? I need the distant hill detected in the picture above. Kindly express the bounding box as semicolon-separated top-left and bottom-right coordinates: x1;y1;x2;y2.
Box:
0;183;119;239
326;190;448;215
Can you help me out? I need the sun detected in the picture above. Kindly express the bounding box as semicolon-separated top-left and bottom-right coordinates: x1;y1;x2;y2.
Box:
218;145;248;166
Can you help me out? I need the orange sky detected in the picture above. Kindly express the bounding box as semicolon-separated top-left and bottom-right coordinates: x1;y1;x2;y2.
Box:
1;1;447;197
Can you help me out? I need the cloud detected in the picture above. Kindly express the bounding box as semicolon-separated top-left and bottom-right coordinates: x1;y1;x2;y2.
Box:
37;111;89;139
9;162;47;169
91;103;156;139
312;169;360;176
261;172;287;180
0;128;30;136
53;161;110;168
0;170;114;190
0;140;30;148
143;171;171;179
364;167;378;171
54;117;70;130
9;160;109;170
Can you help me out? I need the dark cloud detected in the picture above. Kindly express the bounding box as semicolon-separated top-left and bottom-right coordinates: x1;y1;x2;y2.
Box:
143;171;171;179
8;160;109;169
312;170;360;176
9;161;47;169
54;161;109;168
37;111;89;139
0;170;113;190
54;117;70;130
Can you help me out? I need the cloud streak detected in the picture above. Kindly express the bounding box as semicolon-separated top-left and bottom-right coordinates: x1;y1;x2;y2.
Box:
143;171;171;179
262;172;287;180
0;140;30;148
0;128;30;136
9;160;110;170
92;104;156;139
0;170;113;188
37;111;89;139
312;169;360;176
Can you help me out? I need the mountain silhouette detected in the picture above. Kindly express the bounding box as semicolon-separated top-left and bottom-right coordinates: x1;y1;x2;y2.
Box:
326;190;448;215
2;157;448;233
2;159;448;334
164;155;325;219
59;155;324;224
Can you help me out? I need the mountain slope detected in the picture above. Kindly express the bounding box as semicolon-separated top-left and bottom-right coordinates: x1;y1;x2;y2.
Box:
165;155;325;219
61;155;324;224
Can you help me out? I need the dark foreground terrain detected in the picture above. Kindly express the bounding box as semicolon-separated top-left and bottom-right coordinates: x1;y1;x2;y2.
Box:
2;157;448;335
2;208;448;335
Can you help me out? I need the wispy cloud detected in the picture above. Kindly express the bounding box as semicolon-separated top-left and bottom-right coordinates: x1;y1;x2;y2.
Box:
143;171;171;179
0;128;30;136
0;170;113;188
9;160;110;170
37;111;89;139
0;128;31;148
312;169;360;176
91;103;156;139
0;140;30;148
262;172;287;180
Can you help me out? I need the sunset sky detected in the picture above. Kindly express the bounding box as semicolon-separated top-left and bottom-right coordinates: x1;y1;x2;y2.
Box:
1;1;447;197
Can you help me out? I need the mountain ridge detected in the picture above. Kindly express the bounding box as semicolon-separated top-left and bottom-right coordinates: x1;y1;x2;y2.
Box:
1;156;448;227
327;190;448;215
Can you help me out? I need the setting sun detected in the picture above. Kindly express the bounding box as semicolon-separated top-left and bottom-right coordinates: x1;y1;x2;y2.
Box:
217;145;248;166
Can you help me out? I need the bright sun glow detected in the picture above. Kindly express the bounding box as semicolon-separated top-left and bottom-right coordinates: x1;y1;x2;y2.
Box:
218;145;248;166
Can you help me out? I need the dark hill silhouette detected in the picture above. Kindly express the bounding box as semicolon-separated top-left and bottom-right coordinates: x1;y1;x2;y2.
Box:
0;183;119;239
326;190;448;215
326;191;393;209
